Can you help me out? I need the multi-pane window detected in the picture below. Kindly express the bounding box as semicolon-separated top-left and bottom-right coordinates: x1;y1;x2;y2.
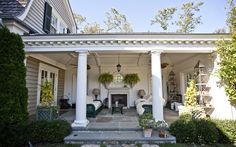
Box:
50;14;58;33
59;22;66;34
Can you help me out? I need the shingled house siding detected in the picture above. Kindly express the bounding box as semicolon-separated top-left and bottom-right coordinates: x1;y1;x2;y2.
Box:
57;69;65;103
48;0;74;32
26;57;39;116
24;0;44;33
23;0;73;34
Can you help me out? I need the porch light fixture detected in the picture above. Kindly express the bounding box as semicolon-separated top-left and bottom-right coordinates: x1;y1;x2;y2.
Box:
138;89;146;98
92;88;100;100
116;55;121;72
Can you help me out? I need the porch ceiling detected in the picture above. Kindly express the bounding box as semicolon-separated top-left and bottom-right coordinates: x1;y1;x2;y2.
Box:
29;52;207;68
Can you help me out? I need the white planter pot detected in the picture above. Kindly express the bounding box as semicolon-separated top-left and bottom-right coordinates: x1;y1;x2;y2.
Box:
143;128;152;137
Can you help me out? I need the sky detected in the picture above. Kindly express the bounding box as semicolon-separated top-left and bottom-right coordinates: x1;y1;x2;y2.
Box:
69;0;231;33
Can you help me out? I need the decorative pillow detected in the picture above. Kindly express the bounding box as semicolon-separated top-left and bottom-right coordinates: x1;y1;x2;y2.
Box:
143;94;151;100
86;96;93;103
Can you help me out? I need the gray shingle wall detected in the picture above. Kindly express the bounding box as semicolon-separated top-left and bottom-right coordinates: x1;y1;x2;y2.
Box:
23;0;74;34
26;57;39;116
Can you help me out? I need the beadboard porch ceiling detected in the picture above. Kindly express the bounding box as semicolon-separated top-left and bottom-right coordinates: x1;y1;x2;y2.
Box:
30;52;207;68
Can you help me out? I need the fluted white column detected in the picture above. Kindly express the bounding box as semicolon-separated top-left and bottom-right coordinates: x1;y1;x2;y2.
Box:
72;51;89;128
151;50;164;121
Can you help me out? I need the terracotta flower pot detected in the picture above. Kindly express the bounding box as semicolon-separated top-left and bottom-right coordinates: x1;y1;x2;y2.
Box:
158;130;166;138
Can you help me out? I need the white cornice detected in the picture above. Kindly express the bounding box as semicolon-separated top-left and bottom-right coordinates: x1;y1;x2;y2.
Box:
22;34;231;53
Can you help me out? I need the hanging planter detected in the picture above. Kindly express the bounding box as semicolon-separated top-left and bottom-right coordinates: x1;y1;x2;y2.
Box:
98;72;113;89
123;73;140;88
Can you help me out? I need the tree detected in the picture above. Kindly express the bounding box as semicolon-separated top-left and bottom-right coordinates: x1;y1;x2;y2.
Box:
0;26;28;123
0;26;28;146
151;7;177;31
104;8;133;32
217;2;236;106
184;80;197;107
73;12;86;33
176;2;204;33
82;22;104;33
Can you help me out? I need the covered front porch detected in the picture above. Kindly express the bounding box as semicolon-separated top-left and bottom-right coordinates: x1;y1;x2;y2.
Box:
23;33;226;128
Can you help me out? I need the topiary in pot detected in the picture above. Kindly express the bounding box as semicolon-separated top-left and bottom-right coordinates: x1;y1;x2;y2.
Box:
138;113;156;137
37;80;59;120
98;72;113;89
123;73;140;88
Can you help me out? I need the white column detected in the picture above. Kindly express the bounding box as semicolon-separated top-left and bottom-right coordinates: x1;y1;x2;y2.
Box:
72;51;89;128
151;50;164;121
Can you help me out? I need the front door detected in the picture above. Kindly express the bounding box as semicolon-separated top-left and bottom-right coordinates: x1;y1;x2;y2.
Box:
37;63;59;105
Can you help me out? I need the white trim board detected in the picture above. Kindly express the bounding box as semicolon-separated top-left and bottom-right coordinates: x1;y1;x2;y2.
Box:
28;54;66;70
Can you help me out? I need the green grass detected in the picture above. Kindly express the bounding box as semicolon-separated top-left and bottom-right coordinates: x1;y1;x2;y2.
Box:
159;144;236;147
33;143;236;147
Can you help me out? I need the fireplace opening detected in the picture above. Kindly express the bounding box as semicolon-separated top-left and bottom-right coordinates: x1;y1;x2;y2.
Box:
111;94;127;107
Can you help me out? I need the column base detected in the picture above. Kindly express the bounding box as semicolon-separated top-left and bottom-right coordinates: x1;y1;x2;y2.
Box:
71;119;89;128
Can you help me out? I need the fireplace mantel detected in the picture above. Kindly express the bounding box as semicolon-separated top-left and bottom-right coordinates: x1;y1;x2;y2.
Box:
108;88;130;108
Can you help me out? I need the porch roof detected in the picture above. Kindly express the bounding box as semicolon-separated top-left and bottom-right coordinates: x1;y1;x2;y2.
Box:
22;33;231;53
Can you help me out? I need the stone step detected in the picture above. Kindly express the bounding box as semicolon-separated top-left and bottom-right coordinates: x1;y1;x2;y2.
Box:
64;130;176;145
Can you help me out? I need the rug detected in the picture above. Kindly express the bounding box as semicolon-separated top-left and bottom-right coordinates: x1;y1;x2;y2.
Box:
96;117;112;122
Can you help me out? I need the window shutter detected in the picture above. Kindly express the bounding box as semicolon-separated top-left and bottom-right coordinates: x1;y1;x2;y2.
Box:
43;2;52;34
67;28;71;34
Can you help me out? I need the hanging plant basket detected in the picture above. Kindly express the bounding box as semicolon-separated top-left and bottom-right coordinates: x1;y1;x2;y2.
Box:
123;73;140;88
98;72;113;89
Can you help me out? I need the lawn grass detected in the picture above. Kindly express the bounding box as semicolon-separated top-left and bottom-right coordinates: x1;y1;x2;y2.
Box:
33;143;236;147
159;143;236;147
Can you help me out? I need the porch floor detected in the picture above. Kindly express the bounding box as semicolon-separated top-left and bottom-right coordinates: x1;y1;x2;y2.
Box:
60;107;178;130
62;108;178;144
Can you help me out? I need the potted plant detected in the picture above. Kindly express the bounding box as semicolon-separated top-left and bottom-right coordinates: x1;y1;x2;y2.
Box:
138;113;156;137
36;80;59;120
98;72;113;89
156;120;169;138
123;73;140;88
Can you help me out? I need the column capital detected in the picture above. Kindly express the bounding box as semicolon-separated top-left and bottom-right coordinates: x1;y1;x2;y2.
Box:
151;50;163;54
75;50;89;54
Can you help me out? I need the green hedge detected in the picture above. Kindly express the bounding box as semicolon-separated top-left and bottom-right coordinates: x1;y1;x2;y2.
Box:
170;117;236;144
211;119;236;143
0;26;28;124
27;120;71;143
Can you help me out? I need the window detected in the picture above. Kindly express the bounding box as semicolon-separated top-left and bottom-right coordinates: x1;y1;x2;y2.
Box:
50;14;58;34
59;22;67;34
37;64;58;105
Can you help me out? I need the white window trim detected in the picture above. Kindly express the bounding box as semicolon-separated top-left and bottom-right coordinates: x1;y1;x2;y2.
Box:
51;9;68;34
37;63;59;106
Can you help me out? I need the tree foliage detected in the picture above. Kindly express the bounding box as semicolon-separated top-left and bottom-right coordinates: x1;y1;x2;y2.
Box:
73;12;86;33
184;80;197;107
176;2;204;33
151;7;177;31
82;22;104;34
217;4;236;106
104;8;133;32
0;26;28;123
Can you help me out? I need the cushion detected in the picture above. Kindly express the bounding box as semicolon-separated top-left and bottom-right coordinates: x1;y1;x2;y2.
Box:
92;101;102;110
136;101;152;115
86;96;93;103
135;98;147;106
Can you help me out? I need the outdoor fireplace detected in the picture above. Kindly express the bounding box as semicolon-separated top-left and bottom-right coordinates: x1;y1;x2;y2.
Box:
111;94;127;107
108;88;130;108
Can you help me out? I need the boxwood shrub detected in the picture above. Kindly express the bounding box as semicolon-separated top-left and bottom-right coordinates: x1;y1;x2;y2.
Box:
212;119;236;143
170;117;236;144
194;119;218;144
27;120;71;143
